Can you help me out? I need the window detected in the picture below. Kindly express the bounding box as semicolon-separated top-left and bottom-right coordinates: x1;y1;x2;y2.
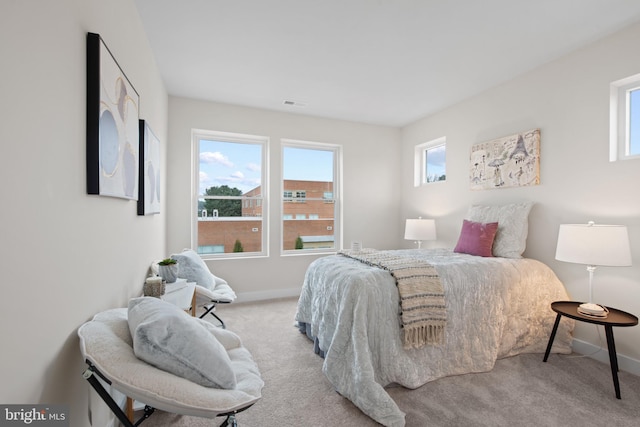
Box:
192;129;268;257
610;73;640;161
282;140;341;254
198;245;225;255
414;137;446;186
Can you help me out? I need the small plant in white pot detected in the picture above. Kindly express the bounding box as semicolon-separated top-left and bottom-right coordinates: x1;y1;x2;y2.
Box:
157;258;178;283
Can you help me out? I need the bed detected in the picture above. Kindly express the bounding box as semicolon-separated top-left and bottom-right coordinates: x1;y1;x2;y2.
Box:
294;203;574;427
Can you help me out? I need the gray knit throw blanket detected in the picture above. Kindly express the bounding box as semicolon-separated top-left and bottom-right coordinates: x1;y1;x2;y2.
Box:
338;249;446;349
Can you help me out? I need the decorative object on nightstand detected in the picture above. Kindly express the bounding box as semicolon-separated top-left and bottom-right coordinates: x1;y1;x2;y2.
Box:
555;221;632;317
157;258;178;283
404;217;436;249
143;276;165;297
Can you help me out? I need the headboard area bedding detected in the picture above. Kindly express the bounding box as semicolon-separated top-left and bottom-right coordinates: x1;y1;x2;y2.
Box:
294;203;573;427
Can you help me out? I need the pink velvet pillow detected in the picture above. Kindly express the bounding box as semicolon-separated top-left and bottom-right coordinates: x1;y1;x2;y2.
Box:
454;220;499;257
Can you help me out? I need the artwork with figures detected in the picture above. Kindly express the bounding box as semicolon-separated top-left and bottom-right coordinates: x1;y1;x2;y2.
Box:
138;120;161;215
87;32;140;200
470;129;540;190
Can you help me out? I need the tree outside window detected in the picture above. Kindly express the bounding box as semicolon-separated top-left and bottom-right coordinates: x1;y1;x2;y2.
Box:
194;131;267;257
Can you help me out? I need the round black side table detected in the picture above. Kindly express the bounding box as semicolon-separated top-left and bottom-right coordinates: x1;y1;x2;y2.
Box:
543;301;638;399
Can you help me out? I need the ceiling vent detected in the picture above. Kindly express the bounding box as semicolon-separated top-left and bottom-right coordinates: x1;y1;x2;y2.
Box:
283;100;306;107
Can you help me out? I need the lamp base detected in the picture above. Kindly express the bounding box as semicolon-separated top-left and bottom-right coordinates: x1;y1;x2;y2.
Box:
578;302;609;318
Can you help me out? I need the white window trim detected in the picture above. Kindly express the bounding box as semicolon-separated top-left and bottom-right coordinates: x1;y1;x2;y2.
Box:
281;139;343;256
191;129;270;259
610;73;640;162
414;137;446;187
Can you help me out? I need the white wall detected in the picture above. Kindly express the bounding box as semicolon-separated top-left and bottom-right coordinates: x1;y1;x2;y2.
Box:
3;1;638;423
401;23;640;362
0;0;167;425
167;97;401;300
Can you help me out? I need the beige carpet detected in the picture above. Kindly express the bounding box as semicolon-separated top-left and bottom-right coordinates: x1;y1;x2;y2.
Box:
136;297;640;427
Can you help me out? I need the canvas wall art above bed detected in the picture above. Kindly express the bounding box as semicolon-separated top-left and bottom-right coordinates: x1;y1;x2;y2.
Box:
295;202;574;427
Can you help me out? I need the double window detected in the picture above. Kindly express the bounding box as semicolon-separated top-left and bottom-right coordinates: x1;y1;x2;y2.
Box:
610;73;640;161
192;131;342;258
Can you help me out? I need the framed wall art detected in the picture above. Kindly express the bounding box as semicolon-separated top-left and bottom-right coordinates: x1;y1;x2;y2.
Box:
470;129;540;190
138;120;161;215
86;32;140;200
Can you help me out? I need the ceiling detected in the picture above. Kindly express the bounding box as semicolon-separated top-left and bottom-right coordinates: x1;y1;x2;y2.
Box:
134;0;640;127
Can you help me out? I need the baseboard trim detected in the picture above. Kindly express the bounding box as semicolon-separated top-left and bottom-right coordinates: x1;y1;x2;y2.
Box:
572;338;640;376
235;287;300;304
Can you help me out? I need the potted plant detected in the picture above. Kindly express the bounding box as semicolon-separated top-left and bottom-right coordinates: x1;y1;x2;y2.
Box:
157;258;178;283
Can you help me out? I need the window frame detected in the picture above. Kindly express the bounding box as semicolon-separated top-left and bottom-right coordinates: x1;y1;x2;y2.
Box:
610;73;640;161
192;129;269;259
281;139;342;256
414;137;447;186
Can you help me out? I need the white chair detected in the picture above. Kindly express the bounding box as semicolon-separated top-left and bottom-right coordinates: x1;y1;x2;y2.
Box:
194;279;236;328
78;307;263;427
151;249;237;328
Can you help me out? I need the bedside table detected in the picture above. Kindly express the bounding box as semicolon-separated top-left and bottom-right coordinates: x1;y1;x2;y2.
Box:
543;300;638;399
161;280;196;314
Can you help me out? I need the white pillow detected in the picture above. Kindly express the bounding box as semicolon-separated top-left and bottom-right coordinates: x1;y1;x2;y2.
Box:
171;249;215;290
127;297;237;389
466;202;533;258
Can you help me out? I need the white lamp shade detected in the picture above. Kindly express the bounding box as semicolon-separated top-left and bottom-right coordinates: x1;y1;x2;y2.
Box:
555;223;632;267
404;218;436;241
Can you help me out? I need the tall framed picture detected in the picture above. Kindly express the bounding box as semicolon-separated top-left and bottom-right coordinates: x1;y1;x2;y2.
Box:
138;120;161;215
86;32;140;200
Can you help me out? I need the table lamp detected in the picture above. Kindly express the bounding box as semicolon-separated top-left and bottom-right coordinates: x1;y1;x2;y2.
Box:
555;221;632;317
404;217;436;249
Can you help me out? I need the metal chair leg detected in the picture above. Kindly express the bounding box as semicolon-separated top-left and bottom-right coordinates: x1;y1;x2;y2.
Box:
83;364;155;427
220;414;237;427
199;301;230;329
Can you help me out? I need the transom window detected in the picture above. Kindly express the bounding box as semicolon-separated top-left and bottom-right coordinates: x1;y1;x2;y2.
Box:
610;73;640;161
414;137;446;186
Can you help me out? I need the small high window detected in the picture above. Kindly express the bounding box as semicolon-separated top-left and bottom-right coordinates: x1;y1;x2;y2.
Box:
414;137;446;186
610;73;640;161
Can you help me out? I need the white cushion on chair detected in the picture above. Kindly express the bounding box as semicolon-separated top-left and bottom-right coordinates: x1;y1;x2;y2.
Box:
171;249;216;289
196;283;236;303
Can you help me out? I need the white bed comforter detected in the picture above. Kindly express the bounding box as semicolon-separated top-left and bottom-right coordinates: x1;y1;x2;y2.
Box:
295;249;574;427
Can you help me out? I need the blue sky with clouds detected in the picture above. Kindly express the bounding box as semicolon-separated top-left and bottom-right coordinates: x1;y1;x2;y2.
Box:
199;139;262;194
199;140;334;195
426;144;446;179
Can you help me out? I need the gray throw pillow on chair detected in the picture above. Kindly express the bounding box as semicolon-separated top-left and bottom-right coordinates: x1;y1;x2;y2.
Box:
128;297;237;389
